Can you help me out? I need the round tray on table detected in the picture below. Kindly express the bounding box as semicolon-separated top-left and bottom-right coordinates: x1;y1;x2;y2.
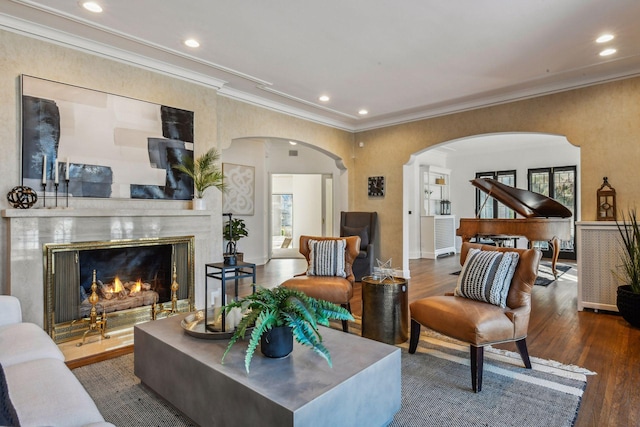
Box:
180;308;252;340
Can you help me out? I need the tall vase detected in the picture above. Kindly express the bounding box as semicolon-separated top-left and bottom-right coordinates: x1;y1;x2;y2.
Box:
260;326;293;358
192;198;206;210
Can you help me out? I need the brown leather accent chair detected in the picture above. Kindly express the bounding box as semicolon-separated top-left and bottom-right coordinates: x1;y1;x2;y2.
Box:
409;242;541;392
280;235;360;332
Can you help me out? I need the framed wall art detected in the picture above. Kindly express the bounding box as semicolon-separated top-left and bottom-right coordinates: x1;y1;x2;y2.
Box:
222;163;255;215
21;75;195;200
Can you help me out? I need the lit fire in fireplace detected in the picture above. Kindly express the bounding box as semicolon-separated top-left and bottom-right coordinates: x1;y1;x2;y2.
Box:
102;276;149;300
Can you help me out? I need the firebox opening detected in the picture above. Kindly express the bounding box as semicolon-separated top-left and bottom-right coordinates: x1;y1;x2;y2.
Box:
79;244;173;304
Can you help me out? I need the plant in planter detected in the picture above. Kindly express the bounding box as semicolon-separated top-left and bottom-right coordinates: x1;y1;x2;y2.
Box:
221;286;354;373
223;217;248;264
172;147;225;209
615;208;640;328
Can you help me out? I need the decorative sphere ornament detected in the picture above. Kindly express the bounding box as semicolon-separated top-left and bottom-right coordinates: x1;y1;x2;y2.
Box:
7;186;38;209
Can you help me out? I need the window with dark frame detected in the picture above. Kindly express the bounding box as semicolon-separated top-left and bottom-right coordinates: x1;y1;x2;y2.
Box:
527;166;577;259
475;170;517;219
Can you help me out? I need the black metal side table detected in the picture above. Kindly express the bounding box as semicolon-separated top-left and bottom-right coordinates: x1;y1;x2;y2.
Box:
205;261;256;332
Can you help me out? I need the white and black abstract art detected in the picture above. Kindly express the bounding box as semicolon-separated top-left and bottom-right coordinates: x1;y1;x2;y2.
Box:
21;75;195;200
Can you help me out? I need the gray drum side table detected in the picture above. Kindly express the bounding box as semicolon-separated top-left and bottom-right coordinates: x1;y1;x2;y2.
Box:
361;276;409;344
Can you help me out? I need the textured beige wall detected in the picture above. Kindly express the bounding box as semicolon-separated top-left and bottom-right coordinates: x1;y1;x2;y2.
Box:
216;96;353;169
355;77;640;263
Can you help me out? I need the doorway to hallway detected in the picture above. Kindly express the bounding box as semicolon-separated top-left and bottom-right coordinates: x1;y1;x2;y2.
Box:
270;173;332;259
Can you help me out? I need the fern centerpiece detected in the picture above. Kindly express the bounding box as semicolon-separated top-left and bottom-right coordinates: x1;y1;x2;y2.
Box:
221;286;354;373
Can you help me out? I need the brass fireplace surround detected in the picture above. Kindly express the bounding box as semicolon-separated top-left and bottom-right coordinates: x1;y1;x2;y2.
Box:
44;236;195;343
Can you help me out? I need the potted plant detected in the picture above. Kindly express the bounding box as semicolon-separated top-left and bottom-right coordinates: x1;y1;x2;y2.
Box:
223;217;248;264
172;147;225;210
615;208;640;328
221;286;354;373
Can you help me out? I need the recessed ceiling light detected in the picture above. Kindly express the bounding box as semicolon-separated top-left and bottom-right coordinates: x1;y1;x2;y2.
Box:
289;141;297;145
318;95;330;102
184;39;200;48
596;34;614;43
599;48;617;57
358;109;368;115
81;1;103;13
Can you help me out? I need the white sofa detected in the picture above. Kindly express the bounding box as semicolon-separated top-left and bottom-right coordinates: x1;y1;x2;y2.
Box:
0;295;114;427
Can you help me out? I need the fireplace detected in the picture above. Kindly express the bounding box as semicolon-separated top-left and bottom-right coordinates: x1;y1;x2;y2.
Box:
44;236;194;343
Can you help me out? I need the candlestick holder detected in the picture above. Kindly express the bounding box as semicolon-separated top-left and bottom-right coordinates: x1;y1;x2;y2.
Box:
65;179;70;208
54;183;59;208
41;182;47;208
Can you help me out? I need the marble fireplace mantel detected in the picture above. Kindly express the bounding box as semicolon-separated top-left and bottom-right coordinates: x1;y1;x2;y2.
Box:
2;208;216;327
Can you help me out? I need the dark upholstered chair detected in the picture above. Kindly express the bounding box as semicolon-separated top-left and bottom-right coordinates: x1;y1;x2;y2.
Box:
409;242;541;392
280;235;361;332
339;211;377;281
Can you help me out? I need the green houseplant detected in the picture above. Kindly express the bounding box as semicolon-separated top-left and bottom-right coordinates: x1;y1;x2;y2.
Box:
173;147;225;209
615;208;640;327
221;286;354;373
223;217;248;263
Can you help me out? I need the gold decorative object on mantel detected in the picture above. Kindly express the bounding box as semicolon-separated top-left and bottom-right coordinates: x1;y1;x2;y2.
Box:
152;263;180;320
597;177;616;221
73;269;109;346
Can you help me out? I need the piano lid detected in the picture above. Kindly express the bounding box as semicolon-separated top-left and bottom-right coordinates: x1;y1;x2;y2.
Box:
472;178;572;218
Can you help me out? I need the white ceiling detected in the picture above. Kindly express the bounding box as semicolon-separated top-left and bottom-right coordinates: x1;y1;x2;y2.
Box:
2;0;640;131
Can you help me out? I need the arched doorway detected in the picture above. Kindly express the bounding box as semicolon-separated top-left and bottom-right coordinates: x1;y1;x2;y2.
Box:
404;132;580;271
221;137;348;264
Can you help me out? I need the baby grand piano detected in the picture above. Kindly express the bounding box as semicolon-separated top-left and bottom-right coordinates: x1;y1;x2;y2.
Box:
456;178;573;277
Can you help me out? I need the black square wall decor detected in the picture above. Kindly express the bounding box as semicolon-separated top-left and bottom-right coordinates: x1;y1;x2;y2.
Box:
368;176;385;197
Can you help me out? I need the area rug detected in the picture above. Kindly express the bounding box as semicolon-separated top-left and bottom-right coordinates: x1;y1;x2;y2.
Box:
450;260;572;286
73;330;591;427
534;261;572;286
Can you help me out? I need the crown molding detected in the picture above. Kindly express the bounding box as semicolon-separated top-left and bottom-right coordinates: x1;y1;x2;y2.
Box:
4;8;640;135
353;65;640;132
0;13;228;89
217;86;354;132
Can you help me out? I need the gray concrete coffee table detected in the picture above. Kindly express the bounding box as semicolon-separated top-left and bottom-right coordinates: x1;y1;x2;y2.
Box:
134;314;400;427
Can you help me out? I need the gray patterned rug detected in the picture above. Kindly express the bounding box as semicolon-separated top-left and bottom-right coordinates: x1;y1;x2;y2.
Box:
73;330;591;427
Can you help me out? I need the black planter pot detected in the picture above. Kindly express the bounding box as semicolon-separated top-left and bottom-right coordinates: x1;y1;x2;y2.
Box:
260;326;293;358
616;285;640;328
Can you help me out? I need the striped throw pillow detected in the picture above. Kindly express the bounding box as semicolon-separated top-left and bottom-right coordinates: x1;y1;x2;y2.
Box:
454;248;520;308
307;239;347;278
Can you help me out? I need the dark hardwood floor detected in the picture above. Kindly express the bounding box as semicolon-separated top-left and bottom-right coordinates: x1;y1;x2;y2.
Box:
254;255;640;427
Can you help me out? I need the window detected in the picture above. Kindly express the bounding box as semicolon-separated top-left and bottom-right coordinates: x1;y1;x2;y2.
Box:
475;170;517;219
528;166;577;259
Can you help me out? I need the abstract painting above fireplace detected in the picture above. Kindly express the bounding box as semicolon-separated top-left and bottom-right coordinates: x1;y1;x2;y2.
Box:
44;236;195;343
21;75;195;200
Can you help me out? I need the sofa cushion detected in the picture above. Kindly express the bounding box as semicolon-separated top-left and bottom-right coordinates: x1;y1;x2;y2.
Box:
0;296;22;327
0;363;18;427
0;322;65;366
454;248;519;308
341;225;369;251
307;239;347;278
4;358;106;427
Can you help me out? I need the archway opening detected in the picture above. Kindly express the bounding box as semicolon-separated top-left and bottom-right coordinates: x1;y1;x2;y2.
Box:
404;132;580;273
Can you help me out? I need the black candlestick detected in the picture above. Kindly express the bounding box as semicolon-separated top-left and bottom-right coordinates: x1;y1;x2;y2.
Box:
54;183;59;208
41;182;47;208
65;179;70;208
